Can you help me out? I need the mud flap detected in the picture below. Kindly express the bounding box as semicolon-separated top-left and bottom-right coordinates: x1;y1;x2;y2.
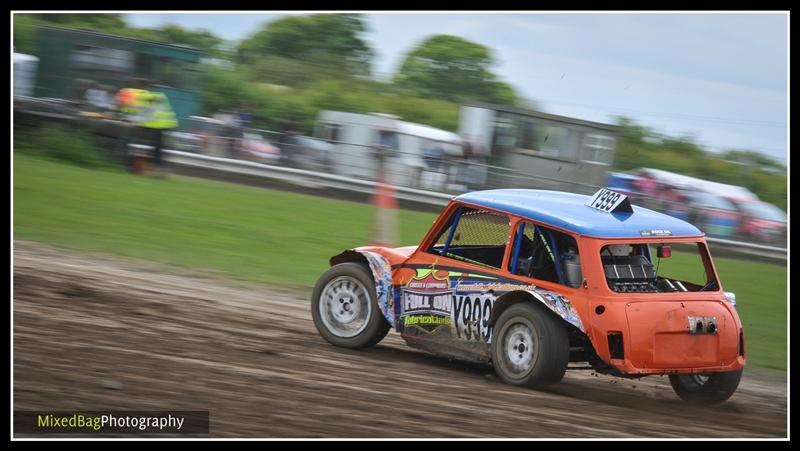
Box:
332;249;396;328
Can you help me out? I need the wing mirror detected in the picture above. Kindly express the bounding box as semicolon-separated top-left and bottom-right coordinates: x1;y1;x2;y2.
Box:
657;245;672;258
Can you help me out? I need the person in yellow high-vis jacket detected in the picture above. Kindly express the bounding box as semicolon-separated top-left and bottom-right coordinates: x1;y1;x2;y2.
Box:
116;81;149;172
136;87;178;172
116;84;149;120
115;79;177;173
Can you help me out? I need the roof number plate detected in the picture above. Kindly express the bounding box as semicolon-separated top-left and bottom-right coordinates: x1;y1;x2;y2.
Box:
585;188;632;213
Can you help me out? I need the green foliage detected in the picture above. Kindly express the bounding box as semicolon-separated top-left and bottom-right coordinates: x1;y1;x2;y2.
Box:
29;13;127;29
722;149;786;173
394;34;518;105
237;14;372;81
16;14;494;139
13;13;225;56
15;13;131;54
613;116;787;210
12;14;41;54
201;67;460;133
158;24;222;53
199;66;311;131
15;124;119;170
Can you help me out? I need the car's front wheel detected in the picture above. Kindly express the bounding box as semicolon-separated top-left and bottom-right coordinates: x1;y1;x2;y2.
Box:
668;369;743;405
490;303;570;388
311;263;390;349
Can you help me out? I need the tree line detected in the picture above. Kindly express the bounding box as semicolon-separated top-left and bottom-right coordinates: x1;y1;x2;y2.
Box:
14;13;786;210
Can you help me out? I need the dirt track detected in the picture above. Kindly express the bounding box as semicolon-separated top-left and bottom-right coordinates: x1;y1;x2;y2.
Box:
13;241;788;438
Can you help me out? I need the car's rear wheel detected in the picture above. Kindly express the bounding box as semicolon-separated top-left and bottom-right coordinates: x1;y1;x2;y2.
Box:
491;303;570;387
311;263;390;349
668;369;743;405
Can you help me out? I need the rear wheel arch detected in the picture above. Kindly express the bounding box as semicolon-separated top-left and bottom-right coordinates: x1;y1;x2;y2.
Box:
491;291;533;327
491;290;575;330
491;290;587;350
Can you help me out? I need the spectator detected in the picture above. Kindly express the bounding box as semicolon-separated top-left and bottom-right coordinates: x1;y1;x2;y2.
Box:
278;119;301;166
73;78;92;109
660;186;690;221
127;80;178;175
420;139;448;190
461;137;488;191
236;103;253;130
115;78;149;171
218;110;243;159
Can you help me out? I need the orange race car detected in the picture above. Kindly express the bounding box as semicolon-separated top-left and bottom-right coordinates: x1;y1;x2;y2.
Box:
311;188;746;404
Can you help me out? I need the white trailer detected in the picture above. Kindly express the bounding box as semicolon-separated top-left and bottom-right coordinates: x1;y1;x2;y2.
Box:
314;111;462;189
13;53;39;97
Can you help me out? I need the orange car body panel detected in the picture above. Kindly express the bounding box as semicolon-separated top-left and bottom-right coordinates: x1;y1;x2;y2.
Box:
342;197;745;375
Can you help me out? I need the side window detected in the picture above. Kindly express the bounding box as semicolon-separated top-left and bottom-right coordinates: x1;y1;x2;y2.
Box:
72;46;133;73
316;123;341;143
509;222;581;287
429;208;510;269
582;133;616;165
375;129;398;150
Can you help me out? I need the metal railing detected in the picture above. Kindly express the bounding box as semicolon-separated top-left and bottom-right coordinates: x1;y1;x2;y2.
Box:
166;126;604;194
163;149;787;264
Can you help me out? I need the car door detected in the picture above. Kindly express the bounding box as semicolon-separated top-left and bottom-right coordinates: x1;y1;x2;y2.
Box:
394;203;514;362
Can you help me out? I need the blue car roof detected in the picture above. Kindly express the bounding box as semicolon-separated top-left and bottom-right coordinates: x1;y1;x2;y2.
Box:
454;189;703;239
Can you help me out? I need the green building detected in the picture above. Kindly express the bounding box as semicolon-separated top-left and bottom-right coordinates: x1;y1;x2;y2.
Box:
33;26;205;124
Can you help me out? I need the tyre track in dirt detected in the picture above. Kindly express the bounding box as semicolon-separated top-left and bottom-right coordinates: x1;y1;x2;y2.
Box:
13;241;787;438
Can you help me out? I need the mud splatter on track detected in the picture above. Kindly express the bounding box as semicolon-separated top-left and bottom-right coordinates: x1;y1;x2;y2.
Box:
13;241;787;438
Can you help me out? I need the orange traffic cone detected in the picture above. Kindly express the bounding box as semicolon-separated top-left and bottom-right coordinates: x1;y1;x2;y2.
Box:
372;180;398;248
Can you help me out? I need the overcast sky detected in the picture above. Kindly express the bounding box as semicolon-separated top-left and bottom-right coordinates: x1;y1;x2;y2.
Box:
127;12;789;163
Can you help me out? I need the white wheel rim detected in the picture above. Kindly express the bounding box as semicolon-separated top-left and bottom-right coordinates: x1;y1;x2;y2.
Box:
503;323;537;375
319;276;371;338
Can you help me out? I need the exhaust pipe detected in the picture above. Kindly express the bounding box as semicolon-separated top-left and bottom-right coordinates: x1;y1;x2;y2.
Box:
688;316;718;335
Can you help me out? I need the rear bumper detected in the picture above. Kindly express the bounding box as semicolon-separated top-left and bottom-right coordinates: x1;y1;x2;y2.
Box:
589;299;746;375
609;356;745;375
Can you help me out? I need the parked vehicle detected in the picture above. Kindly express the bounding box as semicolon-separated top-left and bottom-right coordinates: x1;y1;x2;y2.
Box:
605;172;641;198
311;188;745;404
166;116;226;155
282;135;335;171
728;198;787;245
684;192;739;239
314;111;462;190
634;168;759;201
240;132;281;163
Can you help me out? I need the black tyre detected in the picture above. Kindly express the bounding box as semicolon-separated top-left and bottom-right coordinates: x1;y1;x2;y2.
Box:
491;302;570;387
668;369;743;405
311;263;390;349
